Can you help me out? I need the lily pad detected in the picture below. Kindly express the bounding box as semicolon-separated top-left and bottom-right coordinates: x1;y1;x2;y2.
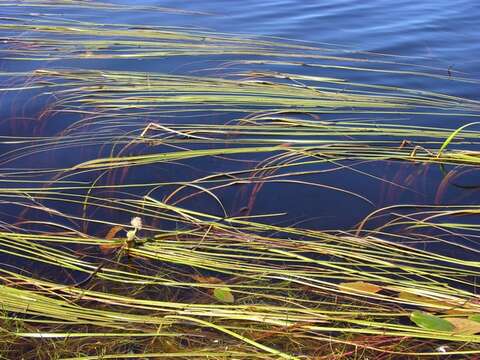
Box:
213;287;234;303
410;311;454;332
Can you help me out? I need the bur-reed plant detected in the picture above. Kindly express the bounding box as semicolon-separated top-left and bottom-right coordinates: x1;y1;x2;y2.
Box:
2;1;480;359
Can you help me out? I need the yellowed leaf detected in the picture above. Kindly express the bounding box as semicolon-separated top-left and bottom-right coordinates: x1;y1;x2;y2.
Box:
444;308;471;315
105;225;124;240
398;292;459;312
339;281;381;294
100;225;124;254
445;318;480;335
191;275;224;284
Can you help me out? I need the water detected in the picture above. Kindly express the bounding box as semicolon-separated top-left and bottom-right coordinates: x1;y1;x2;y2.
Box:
1;0;480;234
126;0;480;76
128;0;480;229
2;6;480;357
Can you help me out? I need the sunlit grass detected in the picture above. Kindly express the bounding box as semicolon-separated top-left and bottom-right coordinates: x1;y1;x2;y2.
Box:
1;0;480;358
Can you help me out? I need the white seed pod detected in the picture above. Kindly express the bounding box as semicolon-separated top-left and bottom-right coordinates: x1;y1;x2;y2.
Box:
126;230;136;242
436;346;449;353
130;217;142;230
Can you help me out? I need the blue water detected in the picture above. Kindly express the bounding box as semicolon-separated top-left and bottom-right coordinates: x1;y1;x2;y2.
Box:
128;0;480;79
58;0;480;79
126;0;480;229
1;0;480;234
160;0;479;64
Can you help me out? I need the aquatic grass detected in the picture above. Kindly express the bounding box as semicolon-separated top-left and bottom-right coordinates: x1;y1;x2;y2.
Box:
30;69;480;116
2;0;480;358
3;203;480;358
0;9;332;63
0;0;211;14
1;66;480;180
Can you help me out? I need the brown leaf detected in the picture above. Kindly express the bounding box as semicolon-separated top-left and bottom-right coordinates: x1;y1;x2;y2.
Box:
100;225;124;254
339;281;382;294
398;292;456;312
444;308;471;315
445;318;480;335
105;225;124;240
191;275;224;284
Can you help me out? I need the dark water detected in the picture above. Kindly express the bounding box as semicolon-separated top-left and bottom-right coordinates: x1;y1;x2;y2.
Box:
123;0;480;229
1;0;480;235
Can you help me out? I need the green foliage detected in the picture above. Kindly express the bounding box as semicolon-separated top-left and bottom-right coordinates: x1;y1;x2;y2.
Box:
1;0;480;358
410;311;455;332
213;287;235;303
437;121;480;158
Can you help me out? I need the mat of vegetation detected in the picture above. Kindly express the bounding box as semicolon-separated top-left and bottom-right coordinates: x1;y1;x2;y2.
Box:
1;1;480;359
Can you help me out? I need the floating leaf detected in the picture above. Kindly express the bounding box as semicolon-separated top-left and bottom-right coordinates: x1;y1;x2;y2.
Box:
468;315;480;323
192;275;224;284
100;225;124;253
443;308;471;315
105;225;124;240
339;281;381;294
213;287;234;303
398;292;468;314
410;311;454;332
445;318;480;335
398;291;452;311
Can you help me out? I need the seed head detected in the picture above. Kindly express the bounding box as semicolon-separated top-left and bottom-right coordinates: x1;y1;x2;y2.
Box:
131;217;142;230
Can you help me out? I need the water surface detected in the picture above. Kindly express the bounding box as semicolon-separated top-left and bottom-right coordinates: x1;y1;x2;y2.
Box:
1;0;479;234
